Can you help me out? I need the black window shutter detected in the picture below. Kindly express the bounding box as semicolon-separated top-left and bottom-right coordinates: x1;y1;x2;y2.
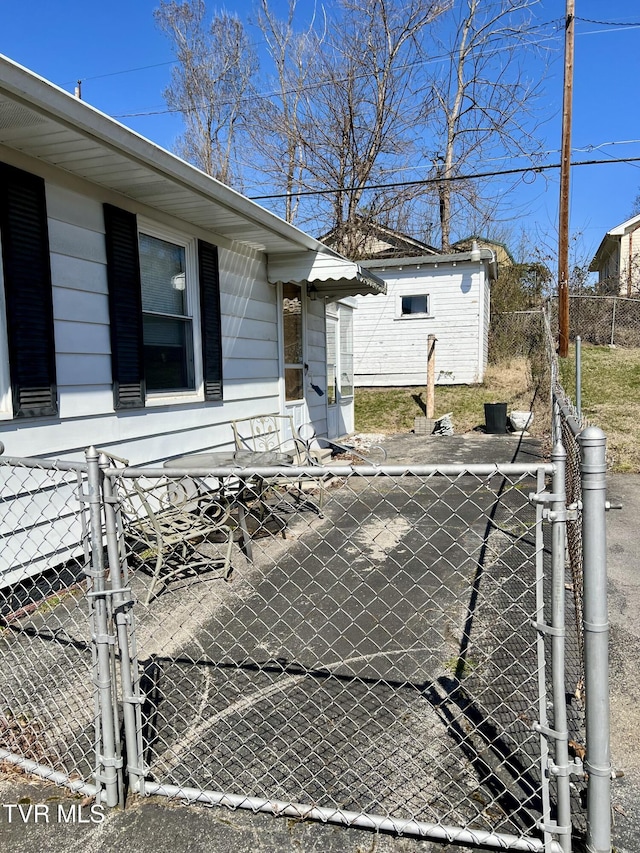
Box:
198;240;223;402
103;204;145;409
0;163;57;418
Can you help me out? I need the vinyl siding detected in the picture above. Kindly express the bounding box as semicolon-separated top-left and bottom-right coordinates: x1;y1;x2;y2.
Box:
0;167;292;464
0;150;339;587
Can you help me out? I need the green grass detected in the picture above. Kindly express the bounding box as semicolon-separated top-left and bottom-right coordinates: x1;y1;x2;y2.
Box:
354;346;640;471
355;357;549;437
558;344;640;472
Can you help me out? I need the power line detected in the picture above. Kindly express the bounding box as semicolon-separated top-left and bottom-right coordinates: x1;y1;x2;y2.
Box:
72;25;563;118
56;13;634;107
248;156;640;201
60;59;177;87
575;15;640;28
66;14;563;96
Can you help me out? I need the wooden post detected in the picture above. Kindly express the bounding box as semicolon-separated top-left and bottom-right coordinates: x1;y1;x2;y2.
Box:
558;0;574;358
426;335;436;418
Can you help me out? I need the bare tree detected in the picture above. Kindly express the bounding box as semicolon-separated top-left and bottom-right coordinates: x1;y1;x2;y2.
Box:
155;0;257;185
426;0;546;251
294;0;447;251
250;0;318;223
154;0;547;253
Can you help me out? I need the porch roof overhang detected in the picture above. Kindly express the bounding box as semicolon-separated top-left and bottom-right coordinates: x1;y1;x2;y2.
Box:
267;251;387;299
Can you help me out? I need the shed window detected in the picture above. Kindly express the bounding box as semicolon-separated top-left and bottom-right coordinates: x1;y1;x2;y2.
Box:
400;294;429;316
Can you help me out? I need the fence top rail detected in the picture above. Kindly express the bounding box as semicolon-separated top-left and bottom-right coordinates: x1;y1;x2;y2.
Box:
0;450;88;474
105;462;554;480
566;294;640;305
495;309;544;315
553;389;583;439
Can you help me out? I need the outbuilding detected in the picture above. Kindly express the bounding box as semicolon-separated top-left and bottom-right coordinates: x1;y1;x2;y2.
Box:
353;246;497;387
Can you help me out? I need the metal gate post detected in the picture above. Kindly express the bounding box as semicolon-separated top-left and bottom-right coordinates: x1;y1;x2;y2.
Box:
85;446;121;808
550;441;572;852
100;454;145;796
578;427;611;853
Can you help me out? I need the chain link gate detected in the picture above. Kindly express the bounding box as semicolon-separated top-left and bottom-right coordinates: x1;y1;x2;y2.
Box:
102;456;581;852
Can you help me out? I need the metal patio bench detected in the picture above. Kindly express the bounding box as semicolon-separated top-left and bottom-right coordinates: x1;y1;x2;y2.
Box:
112;463;235;605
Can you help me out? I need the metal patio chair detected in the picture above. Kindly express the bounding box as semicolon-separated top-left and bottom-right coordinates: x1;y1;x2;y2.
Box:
231;414;324;516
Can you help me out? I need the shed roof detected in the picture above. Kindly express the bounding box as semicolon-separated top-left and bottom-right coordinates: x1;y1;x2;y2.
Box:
360;246;499;282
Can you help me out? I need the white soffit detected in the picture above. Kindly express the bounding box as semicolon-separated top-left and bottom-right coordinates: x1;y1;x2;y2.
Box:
267;251;386;297
0;54;337;257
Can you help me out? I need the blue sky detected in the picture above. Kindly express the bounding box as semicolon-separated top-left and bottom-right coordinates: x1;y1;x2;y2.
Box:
1;0;639;264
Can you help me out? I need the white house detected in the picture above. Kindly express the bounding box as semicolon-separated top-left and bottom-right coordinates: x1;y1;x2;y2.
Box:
0;55;384;464
589;213;640;295
0;55;384;586
353;247;497;387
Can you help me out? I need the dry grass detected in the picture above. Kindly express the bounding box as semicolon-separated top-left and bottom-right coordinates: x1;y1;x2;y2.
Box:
355;357;549;438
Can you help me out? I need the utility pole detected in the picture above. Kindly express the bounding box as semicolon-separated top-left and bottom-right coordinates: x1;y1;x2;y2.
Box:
558;0;575;358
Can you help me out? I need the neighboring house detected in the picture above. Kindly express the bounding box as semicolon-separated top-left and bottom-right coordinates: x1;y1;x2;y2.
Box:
451;235;514;270
320;218;440;261
353;246;497;387
0;55;384;584
589;214;640;295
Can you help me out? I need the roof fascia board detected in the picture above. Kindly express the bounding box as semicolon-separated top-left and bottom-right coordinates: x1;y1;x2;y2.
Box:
607;213;640;236
360;250;495;269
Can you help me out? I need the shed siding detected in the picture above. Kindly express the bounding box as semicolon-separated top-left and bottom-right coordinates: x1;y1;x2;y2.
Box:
353;264;487;386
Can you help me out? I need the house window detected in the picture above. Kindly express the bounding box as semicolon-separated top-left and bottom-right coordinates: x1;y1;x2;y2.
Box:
399;294;429;316
283;282;303;401
104;204;222;410
0;162;57;419
139;232;195;393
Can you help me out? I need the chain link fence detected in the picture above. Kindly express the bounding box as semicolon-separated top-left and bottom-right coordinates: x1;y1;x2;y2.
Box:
0;452;105;801
0;360;611;850
549;294;640;347
489;310;547;364
543;308;589;666
99;458;581;852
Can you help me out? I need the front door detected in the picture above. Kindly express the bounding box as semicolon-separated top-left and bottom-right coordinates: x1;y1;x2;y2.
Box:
325;304;355;439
